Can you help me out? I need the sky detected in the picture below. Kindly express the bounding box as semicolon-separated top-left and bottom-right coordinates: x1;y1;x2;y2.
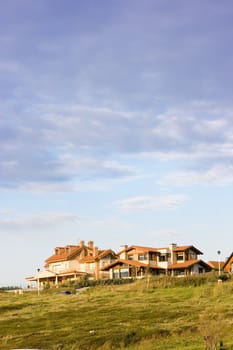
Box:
1;0;233;286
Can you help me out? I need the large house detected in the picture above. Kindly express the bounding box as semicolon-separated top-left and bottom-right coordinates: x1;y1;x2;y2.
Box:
26;241;211;287
102;243;211;278
26;240;117;287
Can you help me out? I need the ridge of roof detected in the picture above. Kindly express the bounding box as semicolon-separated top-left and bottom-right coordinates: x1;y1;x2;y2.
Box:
173;245;203;254
118;245;159;254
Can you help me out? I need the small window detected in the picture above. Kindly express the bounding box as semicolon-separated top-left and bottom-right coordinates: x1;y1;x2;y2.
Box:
159;253;170;262
138;254;147;261
113;270;119;279
175;269;185;276
120;268;129;278
176;253;184;261
159;255;166;262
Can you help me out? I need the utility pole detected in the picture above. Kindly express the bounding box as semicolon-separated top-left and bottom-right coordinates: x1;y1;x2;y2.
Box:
37;268;40;296
217;250;221;276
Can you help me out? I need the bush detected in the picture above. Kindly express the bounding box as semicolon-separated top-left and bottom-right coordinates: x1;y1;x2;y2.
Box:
218;273;229;281
73;278;134;289
146;274;209;288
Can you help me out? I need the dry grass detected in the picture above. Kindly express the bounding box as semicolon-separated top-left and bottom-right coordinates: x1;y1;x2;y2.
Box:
0;276;233;350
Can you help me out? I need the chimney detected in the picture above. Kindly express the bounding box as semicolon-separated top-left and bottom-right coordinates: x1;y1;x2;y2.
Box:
169;243;177;264
88;241;94;249
119;245;128;259
55;247;63;255
79;240;85;248
94;246;99;257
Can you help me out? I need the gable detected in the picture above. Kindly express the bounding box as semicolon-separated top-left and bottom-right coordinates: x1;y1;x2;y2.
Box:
174;245;203;255
168;259;211;270
223;253;233;272
45;244;90;266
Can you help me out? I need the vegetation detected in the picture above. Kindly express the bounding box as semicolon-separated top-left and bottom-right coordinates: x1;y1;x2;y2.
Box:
0;274;233;350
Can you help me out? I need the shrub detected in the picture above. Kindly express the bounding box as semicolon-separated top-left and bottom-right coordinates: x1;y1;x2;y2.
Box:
146;274;209;288
73;278;134;289
218;273;229;281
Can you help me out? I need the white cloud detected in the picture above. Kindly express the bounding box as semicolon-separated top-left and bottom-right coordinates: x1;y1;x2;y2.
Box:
166;165;233;186
0;212;79;232
115;194;188;212
1;96;233;191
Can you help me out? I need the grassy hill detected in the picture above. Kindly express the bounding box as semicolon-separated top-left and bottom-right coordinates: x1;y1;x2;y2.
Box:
1;274;233;350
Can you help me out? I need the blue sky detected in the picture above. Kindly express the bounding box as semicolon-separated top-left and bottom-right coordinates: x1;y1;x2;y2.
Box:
1;0;233;286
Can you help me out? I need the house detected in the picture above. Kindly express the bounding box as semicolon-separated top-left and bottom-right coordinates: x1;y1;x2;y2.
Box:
208;260;225;272
167;245;211;276
223;253;233;273
26;241;212;287
168;259;211;276
102;243;211;278
26;240;117;287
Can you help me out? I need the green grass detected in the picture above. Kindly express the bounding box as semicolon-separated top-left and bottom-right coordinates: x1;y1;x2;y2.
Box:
0;275;233;350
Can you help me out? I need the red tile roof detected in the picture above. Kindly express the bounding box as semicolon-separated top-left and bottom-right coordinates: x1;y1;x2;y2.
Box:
173;245;203;254
168;259;210;269
119;245;159;254
101;259;147;270
96;249;116;259
79;256;95;263
45;245;82;265
208;261;224;269
101;259;165;271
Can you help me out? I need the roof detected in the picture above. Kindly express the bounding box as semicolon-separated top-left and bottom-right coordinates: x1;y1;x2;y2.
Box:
168;259;210;270
173;245;203;254
25;268;88;281
118;244;203;255
79;256;95;263
78;249;117;263
101;259;147;270
119;245;159;254
96;249;117;260
45;245;83;265
25;269;56;281
208;261;225;269
101;259;165;271
45;244;117;267
223;252;233;271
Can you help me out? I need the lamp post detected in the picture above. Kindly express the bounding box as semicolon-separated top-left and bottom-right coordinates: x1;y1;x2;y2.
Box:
37;268;40;296
217;250;221;277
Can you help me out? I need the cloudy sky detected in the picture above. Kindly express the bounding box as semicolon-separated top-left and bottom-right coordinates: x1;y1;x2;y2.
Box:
1;0;233;286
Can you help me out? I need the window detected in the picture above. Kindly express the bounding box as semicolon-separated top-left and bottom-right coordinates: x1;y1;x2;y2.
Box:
113;270;119;279
159;255;166;262
175;269;185;276
138;254;147;261
120;268;129;278
149;252;157;261
159;253;170;262
176;253;184;261
128;255;133;260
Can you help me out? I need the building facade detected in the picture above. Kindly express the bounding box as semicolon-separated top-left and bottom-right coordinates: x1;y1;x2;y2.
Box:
26;241;212;287
26;240;117;287
102;244;211;278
